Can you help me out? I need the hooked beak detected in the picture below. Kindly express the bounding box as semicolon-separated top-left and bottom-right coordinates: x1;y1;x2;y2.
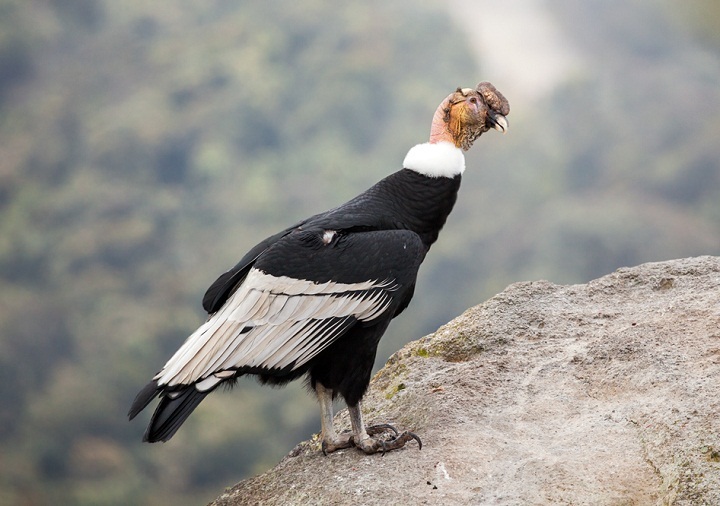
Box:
487;110;508;134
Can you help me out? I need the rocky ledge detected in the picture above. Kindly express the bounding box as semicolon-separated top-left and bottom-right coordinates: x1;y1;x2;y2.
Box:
211;256;720;505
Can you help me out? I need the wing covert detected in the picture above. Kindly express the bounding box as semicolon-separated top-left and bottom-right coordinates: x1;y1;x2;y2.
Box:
159;228;425;392
202;225;298;313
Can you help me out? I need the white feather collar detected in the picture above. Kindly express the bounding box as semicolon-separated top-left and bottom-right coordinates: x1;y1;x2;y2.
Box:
402;141;465;178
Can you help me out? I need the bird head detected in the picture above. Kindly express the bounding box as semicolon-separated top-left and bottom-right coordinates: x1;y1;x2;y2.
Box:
430;81;509;151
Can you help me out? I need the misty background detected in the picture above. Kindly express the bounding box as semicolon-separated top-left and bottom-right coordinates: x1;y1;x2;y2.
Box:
1;1;719;504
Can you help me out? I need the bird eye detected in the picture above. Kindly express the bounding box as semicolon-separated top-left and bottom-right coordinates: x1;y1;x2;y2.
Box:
468;97;478;104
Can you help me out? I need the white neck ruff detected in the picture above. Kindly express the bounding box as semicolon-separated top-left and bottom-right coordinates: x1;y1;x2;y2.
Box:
402;141;465;178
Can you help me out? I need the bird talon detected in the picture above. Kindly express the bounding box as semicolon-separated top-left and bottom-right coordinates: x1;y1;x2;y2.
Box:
407;431;422;450
350;427;422;455
321;432;355;455
366;423;399;436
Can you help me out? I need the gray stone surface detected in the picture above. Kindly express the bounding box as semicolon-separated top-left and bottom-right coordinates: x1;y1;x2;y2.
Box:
210;256;720;505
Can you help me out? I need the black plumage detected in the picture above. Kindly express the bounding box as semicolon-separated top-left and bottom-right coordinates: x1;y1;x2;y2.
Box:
129;82;509;454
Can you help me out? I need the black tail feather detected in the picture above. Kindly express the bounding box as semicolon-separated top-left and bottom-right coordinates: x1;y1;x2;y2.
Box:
142;387;208;443
128;380;160;420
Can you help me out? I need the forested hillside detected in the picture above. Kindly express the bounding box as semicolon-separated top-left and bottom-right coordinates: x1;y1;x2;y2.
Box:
0;1;478;505
1;1;719;505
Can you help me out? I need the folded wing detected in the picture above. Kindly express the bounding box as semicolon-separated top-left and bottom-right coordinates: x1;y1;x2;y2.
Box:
155;268;398;391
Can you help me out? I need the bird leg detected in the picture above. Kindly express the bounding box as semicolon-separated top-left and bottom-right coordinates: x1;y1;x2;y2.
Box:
316;383;421;455
347;402;422;455
317;382;354;454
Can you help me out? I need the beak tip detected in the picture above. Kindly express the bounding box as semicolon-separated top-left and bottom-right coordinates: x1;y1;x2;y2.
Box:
493;114;509;134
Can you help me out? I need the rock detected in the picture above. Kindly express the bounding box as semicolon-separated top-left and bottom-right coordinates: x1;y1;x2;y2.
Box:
209;256;720;505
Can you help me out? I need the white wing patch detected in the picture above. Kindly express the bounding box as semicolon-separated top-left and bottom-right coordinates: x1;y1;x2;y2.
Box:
155;268;397;390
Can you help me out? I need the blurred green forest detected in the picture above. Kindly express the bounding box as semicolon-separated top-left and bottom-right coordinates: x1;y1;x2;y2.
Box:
1;0;719;505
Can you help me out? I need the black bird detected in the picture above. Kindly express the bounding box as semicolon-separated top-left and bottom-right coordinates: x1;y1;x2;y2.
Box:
129;82;509;454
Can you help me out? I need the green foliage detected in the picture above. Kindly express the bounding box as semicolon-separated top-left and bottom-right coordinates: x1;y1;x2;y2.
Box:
0;1;476;505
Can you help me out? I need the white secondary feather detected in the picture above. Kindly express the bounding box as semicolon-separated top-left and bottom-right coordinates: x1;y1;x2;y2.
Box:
155;268;397;388
402;141;465;178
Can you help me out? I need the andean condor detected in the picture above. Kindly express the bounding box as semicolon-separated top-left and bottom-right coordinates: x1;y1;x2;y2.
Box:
129;81;509;455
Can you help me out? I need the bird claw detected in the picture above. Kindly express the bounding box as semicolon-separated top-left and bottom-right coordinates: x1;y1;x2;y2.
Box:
321;426;422;456
321;432;354;456
366;423;399;437
355;429;422;455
